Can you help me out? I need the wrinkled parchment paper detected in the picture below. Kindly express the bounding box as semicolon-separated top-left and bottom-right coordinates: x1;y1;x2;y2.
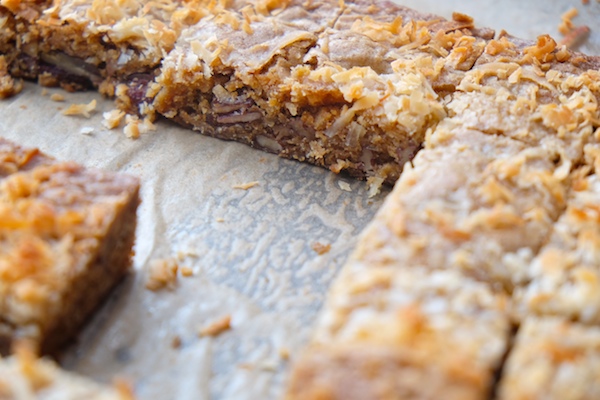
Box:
0;1;598;398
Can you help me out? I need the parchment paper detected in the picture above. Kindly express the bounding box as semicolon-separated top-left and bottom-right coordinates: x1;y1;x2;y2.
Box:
0;1;598;399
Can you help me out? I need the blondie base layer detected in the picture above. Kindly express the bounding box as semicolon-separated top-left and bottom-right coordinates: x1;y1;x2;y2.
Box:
0;137;140;355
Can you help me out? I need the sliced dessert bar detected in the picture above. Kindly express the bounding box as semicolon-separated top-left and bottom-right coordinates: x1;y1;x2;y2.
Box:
0;347;134;399
513;148;600;324
497;317;600;400
152;0;493;184
286;125;564;399
0;137;140;355
287;266;511;400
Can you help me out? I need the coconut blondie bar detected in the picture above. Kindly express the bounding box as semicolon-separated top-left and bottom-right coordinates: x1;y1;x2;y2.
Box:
287;30;600;399
0;137;140;355
152;0;495;184
498;317;600;400
513;152;600;324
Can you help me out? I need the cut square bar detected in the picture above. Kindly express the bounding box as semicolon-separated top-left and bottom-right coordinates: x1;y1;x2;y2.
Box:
0;137;140;355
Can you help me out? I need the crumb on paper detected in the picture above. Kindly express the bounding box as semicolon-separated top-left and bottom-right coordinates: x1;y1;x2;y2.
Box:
216;217;225;222
199;315;232;337
50;93;65;102
19;105;26;110
367;176;384;198
180;266;194;277
123;114;156;139
102;109;125;129
279;347;290;360
61;99;97;118
338;181;352;192
41;88;48;96
176;249;199;261
145;258;179;291
80;126;94;135
312;242;331;255
232;181;259;190
171;335;182;349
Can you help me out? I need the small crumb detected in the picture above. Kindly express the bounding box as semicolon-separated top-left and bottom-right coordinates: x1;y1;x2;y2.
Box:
102;109;125;129
367;176;384;198
181;266;194;277
123;115;141;139
19;105;26;110
80;126;94;135
123;114;155;139
338;181;352;192
199;315;232;337
41;88;48;96
232;181;259;190
145;258;179;291
216;217;225;222
258;157;267;163
171;335;182;349
312;242;331;255
279;347;290;360
62;99;97;118
50;93;65;102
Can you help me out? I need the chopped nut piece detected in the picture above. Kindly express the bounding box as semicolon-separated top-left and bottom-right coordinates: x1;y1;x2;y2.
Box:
145;258;179;291
199;315;232;337
61;99;97;118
